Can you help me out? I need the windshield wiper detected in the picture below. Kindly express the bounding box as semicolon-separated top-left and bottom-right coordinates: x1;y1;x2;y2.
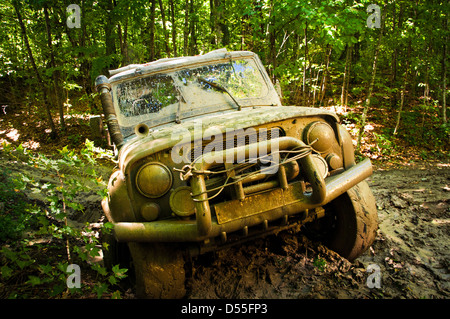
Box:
197;76;241;111
175;87;185;124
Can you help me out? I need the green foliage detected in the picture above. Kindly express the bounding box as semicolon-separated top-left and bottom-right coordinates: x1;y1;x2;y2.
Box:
0;170;32;241
0;0;448;299
373;131;393;156
0;141;126;299
1;0;448;135
313;257;327;272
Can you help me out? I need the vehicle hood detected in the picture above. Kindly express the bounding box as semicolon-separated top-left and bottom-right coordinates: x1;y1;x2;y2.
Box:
118;105;339;172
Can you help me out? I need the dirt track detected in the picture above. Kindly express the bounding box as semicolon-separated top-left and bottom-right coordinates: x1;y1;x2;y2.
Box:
184;167;450;299
2;153;449;299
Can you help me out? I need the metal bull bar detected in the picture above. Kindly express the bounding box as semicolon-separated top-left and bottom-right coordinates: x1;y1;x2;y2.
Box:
113;138;373;243
189;136;326;236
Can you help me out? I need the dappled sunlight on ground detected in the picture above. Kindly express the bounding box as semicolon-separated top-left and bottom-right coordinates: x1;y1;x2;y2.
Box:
0;109;107;154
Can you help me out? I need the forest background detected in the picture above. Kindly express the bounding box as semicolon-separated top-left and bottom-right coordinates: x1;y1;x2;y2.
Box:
0;0;448;160
0;0;449;299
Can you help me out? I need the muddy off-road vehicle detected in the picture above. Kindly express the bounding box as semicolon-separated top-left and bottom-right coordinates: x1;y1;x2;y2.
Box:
94;49;378;298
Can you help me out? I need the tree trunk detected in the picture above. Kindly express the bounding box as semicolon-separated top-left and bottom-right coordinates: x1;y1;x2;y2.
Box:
268;29;276;81
312;69;321;106
79;2;92;94
123;20;129;64
319;45;332;107
302;23;308;106
240;14;247;50
357;8;386;150
217;0;229;46
159;0;171;57
183;0;189;55
307;43;314;105
264;0;276;80
393;56;408;136
210;0;217;45
44;4;65;130
341;44;352;109
116;2;129;66
188;0;197;55
391;2;400;84
169;0;177;57
149;0;156;61
13;0;57;138
393;10;413;136
105;0;116;57
345;46;352;106
421;43;431;134
443;17;448;124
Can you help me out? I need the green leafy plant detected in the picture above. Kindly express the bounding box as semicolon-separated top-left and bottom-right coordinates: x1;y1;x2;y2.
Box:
0;140;126;298
373;132;394;156
313;257;327;272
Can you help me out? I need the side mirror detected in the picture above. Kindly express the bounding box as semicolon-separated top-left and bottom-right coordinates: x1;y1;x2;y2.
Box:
90;115;103;138
89;115;112;147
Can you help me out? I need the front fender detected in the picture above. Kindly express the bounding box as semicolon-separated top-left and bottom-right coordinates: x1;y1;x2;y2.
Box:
104;170;136;222
338;124;356;169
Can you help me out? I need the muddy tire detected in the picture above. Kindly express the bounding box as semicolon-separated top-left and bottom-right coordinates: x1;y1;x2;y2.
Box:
102;232;132;270
127;242;186;299
102;232;135;288
305;181;378;261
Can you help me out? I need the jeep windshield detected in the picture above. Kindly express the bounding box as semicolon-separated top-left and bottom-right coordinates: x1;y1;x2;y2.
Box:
111;57;273;137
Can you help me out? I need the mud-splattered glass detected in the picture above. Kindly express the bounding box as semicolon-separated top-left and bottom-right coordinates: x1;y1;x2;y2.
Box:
114;59;266;119
115;74;178;117
177;59;264;99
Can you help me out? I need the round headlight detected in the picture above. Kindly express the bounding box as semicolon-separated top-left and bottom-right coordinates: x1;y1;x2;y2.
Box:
304;121;335;153
136;162;172;198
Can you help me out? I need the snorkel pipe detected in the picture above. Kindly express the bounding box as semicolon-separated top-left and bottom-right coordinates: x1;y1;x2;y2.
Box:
95;75;124;150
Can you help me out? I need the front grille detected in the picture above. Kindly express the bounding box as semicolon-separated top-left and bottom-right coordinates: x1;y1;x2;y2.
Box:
190;126;285;162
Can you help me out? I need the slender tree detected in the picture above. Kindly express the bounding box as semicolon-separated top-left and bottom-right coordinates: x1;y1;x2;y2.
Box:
341;44;352;109
149;0;156;61
443;16;448;124
12;0;57;138
169;0;178;57
393;39;411;136
43;4;65;130
159;0;171;57
357;5;386;150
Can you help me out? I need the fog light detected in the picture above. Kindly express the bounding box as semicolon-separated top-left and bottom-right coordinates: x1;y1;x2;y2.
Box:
136;162;172;198
326;153;343;170
170;186;196;217
141;202;160;221
312;154;328;179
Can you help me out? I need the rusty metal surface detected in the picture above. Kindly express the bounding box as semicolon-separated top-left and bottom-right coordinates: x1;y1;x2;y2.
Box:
112;158;372;243
95;75;124;149
214;184;294;224
188;136;326;236
118;105;339;173
97;49;376;249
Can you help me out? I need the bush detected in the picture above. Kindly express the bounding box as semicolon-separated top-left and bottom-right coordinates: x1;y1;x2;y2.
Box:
0;169;31;241
0;141;127;299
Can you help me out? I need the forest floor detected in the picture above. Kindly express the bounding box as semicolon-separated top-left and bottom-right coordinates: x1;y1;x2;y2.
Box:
1;105;449;299
185;166;450;299
1;149;448;299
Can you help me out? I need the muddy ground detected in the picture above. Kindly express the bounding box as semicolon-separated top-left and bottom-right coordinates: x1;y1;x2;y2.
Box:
2;153;449;299
183;166;450;299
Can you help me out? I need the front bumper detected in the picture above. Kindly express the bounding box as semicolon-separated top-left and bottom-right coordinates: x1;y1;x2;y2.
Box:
112;153;373;243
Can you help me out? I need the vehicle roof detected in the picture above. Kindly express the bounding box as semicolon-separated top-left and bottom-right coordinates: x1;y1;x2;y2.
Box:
108;49;257;83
